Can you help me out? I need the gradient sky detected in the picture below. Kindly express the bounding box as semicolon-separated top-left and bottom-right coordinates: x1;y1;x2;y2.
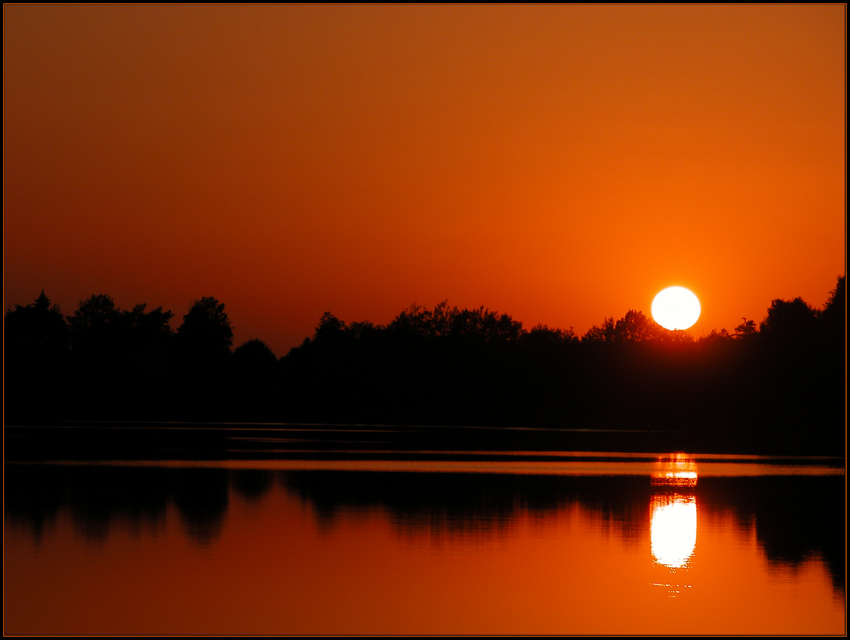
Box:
4;4;845;356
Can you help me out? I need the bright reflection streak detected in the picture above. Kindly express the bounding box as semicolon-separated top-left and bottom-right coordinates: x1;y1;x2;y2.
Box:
651;453;698;488
651;493;697;569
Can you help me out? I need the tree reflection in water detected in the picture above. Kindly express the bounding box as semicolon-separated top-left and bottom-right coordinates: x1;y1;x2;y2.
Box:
5;455;845;634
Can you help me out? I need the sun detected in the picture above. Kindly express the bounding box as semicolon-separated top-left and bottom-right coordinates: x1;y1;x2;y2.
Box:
651;286;701;331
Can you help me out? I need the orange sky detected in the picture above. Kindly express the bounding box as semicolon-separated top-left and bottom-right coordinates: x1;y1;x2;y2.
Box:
4;4;845;356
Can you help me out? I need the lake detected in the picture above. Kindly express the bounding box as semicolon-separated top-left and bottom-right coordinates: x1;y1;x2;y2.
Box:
3;423;845;635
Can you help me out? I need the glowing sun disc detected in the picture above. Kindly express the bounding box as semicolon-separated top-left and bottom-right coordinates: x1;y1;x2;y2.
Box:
651;287;701;330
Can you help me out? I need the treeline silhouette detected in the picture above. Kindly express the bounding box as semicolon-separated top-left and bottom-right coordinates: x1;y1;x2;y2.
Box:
4;277;844;454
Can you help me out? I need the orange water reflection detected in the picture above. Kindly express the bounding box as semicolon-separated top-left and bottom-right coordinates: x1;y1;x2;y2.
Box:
649;455;699;598
651;493;697;569
651;453;698;488
4;459;844;635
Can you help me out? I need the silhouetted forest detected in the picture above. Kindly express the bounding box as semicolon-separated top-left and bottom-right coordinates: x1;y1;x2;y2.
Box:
4;277;845;454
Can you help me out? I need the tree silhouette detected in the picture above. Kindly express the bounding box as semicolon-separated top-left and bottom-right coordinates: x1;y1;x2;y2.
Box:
234;338;278;375
701;328;733;344
522;323;578;349
388;302;439;337
5;293;68;423
123;304;173;343
68;293;118;329
176;297;233;360
5;290;69;359
118;303;175;378
760;297;817;341
67;293;123;356
734;317;758;339
346;320;379;341
2;278;843;451
66;296;174;359
819;275;845;339
450;306;523;343
232;338;280;418
613;309;656;343
387;301;523;343
313;312;346;344
582;317;615;343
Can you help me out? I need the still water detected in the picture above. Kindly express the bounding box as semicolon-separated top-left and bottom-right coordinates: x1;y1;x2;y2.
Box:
4;434;845;635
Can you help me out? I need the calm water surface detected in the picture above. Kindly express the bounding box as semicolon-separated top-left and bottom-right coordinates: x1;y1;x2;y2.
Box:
4;426;845;635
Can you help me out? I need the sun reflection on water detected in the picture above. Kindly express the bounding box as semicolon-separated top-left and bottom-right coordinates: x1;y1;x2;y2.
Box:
651;453;698;488
651;493;697;569
650;454;698;597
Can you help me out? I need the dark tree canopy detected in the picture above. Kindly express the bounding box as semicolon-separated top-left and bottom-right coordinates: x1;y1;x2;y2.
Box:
67;293;123;355
388;301;447;337
346;320;379;341
613;309;656;343
124;303;173;337
450;306;524;343
177;296;234;357
760;297;818;340
701;328;733;344
734;317;758;338
3;278;843;454
234;338;278;372
68;293;119;332
64;295;176;358
583;310;694;345
5;290;69;357
119;303;175;357
387;301;523;343
313;312;346;344
582;317;615;343
522;323;578;349
819;275;845;337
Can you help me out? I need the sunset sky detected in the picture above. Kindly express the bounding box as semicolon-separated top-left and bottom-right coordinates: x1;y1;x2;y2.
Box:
4;4;845;356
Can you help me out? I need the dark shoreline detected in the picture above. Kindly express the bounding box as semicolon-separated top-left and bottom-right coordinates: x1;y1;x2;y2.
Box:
5;420;845;461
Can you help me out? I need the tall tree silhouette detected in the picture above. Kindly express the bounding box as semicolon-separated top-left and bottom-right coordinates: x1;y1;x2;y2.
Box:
5;292;69;423
67;293;123;357
176;297;233;361
313;312;346;345
5;290;69;360
819;275;845;340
